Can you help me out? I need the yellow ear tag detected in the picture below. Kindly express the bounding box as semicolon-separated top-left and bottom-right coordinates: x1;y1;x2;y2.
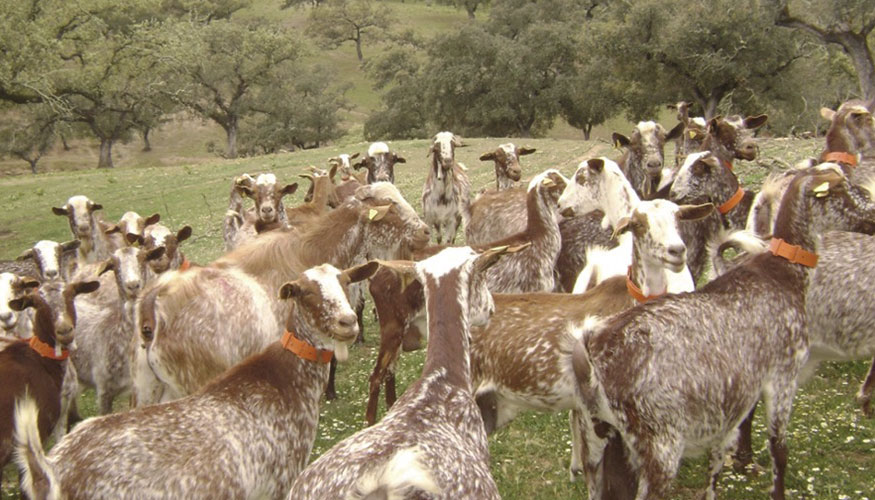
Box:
813;182;830;198
368;209;379;220
613;140;621;149
542;178;555;187
689;130;697;139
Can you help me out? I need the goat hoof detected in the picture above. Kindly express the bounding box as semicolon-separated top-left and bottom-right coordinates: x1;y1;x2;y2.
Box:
324;389;337;401
856;395;873;418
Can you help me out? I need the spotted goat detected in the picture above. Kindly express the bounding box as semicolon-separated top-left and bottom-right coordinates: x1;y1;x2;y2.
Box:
289;246;510;500
421;131;471;244
14;262;378;500
353;142;407;184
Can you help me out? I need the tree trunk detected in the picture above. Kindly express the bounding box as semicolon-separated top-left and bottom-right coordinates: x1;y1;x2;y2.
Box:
466;6;476;20
28;158;38;174
582;124;592;141
142;127;152;152
61;134;71;151
225;120;238;159
843;33;875;100
98;138;114;169
355;36;364;62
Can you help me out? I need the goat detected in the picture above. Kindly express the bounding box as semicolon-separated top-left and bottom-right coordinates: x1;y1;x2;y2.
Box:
558;158;696;293
364;170;565;425
3;240;81;283
748;99;874;237
0;273;39;338
104;211;161;247
142;223;193;275
69;245;166;416
422;131;471;244
222;173;297;251
353;142;407;184
14;261;378;500
132;182;430;406
612;121;684;198
328;153;361;181
287;168;336;227
668;101;708;167
51;195;116;264
289;246;509;500
472;198;711;482
0;279;99;490
571;164;875;500
465;143;536;245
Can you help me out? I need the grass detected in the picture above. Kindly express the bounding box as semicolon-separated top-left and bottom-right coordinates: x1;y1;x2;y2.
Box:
2;132;875;499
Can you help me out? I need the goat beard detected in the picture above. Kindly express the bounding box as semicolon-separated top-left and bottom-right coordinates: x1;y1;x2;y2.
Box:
334;340;349;362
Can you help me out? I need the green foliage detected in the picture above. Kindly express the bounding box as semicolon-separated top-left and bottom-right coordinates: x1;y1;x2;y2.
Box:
0;104;58;173
306;0;396;61
431;0;490;19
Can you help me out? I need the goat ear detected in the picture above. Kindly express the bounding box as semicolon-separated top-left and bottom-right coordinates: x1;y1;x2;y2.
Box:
376;260;418;291
89;203;103;212
16;248;35;261
452;135;464;147
611;133;630;149
587;158;605;173
820;107;836;121
281;183;298;196
61;240;81;253
344;261;380;283
18;277;41;291
105;224;121;235
146;247;166;262
126;233;144;246
479;151;496;161
366;204;392;222
692;158;714;175
611;217;632;240
328;164;338;181
52;206;70;216
97;259;116;276
349;152;360;160
8;295;35;312
176;226;193;242
145;213;161;226
473;244;520;274
744;114;768;130
74;280;100;295
666;122;685;141
352;160;366;170
518;147;536;156
678;203;715;221
394;155;407;164
279;281;303;300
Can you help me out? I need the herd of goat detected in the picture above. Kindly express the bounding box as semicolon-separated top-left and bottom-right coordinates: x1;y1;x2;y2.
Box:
1;98;874;499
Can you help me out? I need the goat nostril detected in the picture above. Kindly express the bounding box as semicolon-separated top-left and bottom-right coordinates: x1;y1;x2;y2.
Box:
46;270;59;278
668;246;686;258
339;315;356;328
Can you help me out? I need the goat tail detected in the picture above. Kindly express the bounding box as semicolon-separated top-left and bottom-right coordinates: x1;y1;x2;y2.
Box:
707;229;769;279
14;396;62;500
570;316;611;415
348;447;441;500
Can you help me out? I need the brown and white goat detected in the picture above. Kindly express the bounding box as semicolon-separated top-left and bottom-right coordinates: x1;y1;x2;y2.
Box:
364;170;565;425
132;183;430;405
104;211;161;248
0;279;99;488
8;240;81;283
422;131;471;244
142;223;193;275
572;165;875;500
472;198;711;482
287;168;336;227
465;143;536;245
52;195;116;264
353;141;407;184
612;121;684;198
14;262;378;500
328;153;361;181
0;273;40;338
223;173;298;251
668;101;708;167
289;247;508;500
748;99;874;237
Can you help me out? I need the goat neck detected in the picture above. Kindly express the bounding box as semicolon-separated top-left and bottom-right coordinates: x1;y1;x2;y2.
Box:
419;264;474;390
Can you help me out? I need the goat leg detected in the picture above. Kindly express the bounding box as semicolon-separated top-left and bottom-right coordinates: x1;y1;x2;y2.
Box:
324;356;337;401
732;403;757;472
857;357;875;417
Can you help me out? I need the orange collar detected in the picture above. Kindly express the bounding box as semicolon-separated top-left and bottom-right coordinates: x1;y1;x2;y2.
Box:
28;336;69;361
768;238;818;268
281;330;333;364
718;186;745;215
626;267;665;303
821;151;857;167
722;159;734;171
179;258;192;271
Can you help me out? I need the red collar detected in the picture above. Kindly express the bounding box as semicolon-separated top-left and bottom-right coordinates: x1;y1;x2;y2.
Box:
179;258;192;271
28;336;69;361
281;330;333;363
626;267;665;303
821;151;857;168
722;159;734;171
768;238;818;268
718;187;745;215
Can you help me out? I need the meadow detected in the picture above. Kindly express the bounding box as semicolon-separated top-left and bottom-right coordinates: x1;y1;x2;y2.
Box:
1;127;874;499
